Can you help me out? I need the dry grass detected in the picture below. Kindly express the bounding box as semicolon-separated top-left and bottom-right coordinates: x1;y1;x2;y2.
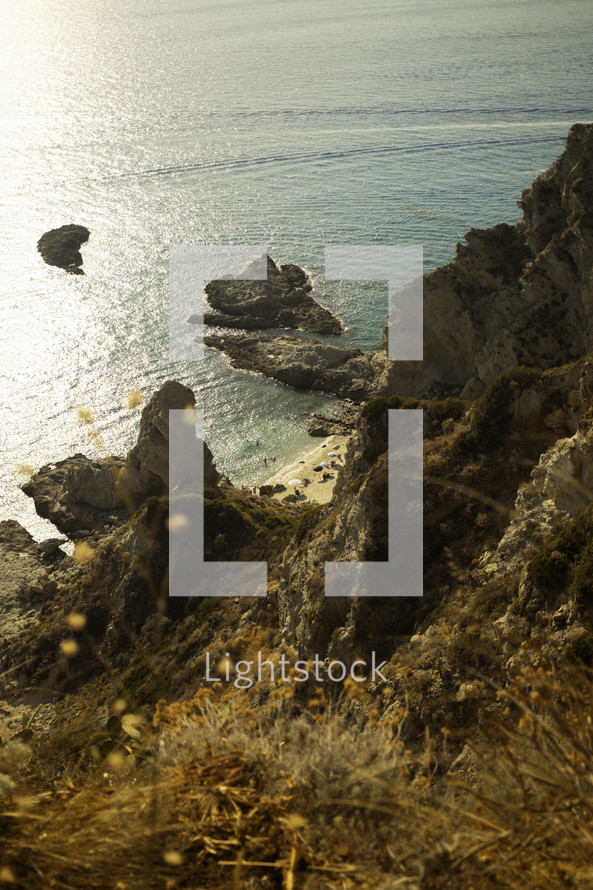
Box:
5;381;593;888
2;662;593;889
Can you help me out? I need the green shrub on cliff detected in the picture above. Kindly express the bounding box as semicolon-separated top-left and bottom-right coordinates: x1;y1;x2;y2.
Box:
454;365;543;456
528;503;593;606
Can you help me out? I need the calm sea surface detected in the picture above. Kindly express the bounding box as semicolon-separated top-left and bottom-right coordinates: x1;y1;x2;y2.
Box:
0;0;591;536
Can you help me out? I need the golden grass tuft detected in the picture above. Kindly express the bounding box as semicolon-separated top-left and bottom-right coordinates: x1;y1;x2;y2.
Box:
3;664;593;887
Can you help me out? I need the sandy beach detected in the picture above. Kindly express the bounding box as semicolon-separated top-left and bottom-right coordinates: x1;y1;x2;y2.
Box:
258;433;352;505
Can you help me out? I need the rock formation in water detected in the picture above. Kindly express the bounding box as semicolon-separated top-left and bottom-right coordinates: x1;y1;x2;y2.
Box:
204;332;368;397
21;380;219;534
206;123;593;403
37;224;90;274
7;127;593;885
197;254;343;334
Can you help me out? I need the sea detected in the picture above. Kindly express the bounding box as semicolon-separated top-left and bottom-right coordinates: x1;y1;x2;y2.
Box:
0;0;591;538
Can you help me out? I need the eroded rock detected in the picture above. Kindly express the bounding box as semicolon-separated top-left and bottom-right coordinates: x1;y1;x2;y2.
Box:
199;255;343;335
205;333;374;399
22;381;221;533
37;224;90;274
21;455;126;535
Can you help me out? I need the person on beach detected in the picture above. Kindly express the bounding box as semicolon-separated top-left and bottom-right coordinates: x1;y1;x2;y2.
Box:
263;457;267;466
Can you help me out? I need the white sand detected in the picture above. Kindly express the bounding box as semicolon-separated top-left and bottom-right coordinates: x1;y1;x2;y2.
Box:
259;433;351;504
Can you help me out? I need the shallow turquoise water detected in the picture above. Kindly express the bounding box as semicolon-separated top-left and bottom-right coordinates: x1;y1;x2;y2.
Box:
0;0;591;535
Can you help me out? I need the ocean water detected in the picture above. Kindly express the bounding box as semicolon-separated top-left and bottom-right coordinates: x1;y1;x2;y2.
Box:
0;0;591;537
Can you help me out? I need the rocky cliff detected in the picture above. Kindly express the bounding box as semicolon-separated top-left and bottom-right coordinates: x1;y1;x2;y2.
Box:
5;123;593;890
206;123;593;404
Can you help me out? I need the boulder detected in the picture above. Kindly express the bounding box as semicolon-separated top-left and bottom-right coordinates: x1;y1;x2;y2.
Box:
21;454;126;535
37;224;90;274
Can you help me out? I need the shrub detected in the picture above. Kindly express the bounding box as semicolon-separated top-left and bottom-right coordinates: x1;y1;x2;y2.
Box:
565;631;593;665
454;365;542;456
528;505;593;605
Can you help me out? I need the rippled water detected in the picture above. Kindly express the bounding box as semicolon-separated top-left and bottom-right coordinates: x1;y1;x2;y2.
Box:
0;0;591;536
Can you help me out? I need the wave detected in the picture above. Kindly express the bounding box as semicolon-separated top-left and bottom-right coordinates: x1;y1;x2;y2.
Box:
107;133;565;182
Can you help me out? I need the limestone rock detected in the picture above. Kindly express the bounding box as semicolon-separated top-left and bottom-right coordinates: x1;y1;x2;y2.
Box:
21;454;126;535
199;255;343;335
204;333;373;399
37;224;90;274
122;380;220;507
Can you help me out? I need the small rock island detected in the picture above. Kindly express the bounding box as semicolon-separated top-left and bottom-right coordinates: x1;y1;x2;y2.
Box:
37;224;90;274
196;254;343;335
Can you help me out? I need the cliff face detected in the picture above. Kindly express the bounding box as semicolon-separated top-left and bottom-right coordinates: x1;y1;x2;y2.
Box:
203;124;593;404
5;123;593;778
389;122;593;399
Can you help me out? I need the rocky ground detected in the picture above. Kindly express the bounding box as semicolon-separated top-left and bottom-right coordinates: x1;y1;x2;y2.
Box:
3;123;593;889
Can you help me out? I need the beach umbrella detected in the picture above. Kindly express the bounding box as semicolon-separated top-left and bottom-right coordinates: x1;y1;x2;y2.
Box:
288;478;303;487
320;461;330;468
327;452;338;457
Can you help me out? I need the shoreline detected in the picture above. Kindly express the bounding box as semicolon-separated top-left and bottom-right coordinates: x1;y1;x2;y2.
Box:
257;432;352;504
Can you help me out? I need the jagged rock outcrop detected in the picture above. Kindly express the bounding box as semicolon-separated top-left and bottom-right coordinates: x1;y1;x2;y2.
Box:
388;122;593;399
205;327;419;401
22;381;220;534
205;333;375;399
21;455;126;535
37;224;90;274
122;380;200;507
198;255;343;335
